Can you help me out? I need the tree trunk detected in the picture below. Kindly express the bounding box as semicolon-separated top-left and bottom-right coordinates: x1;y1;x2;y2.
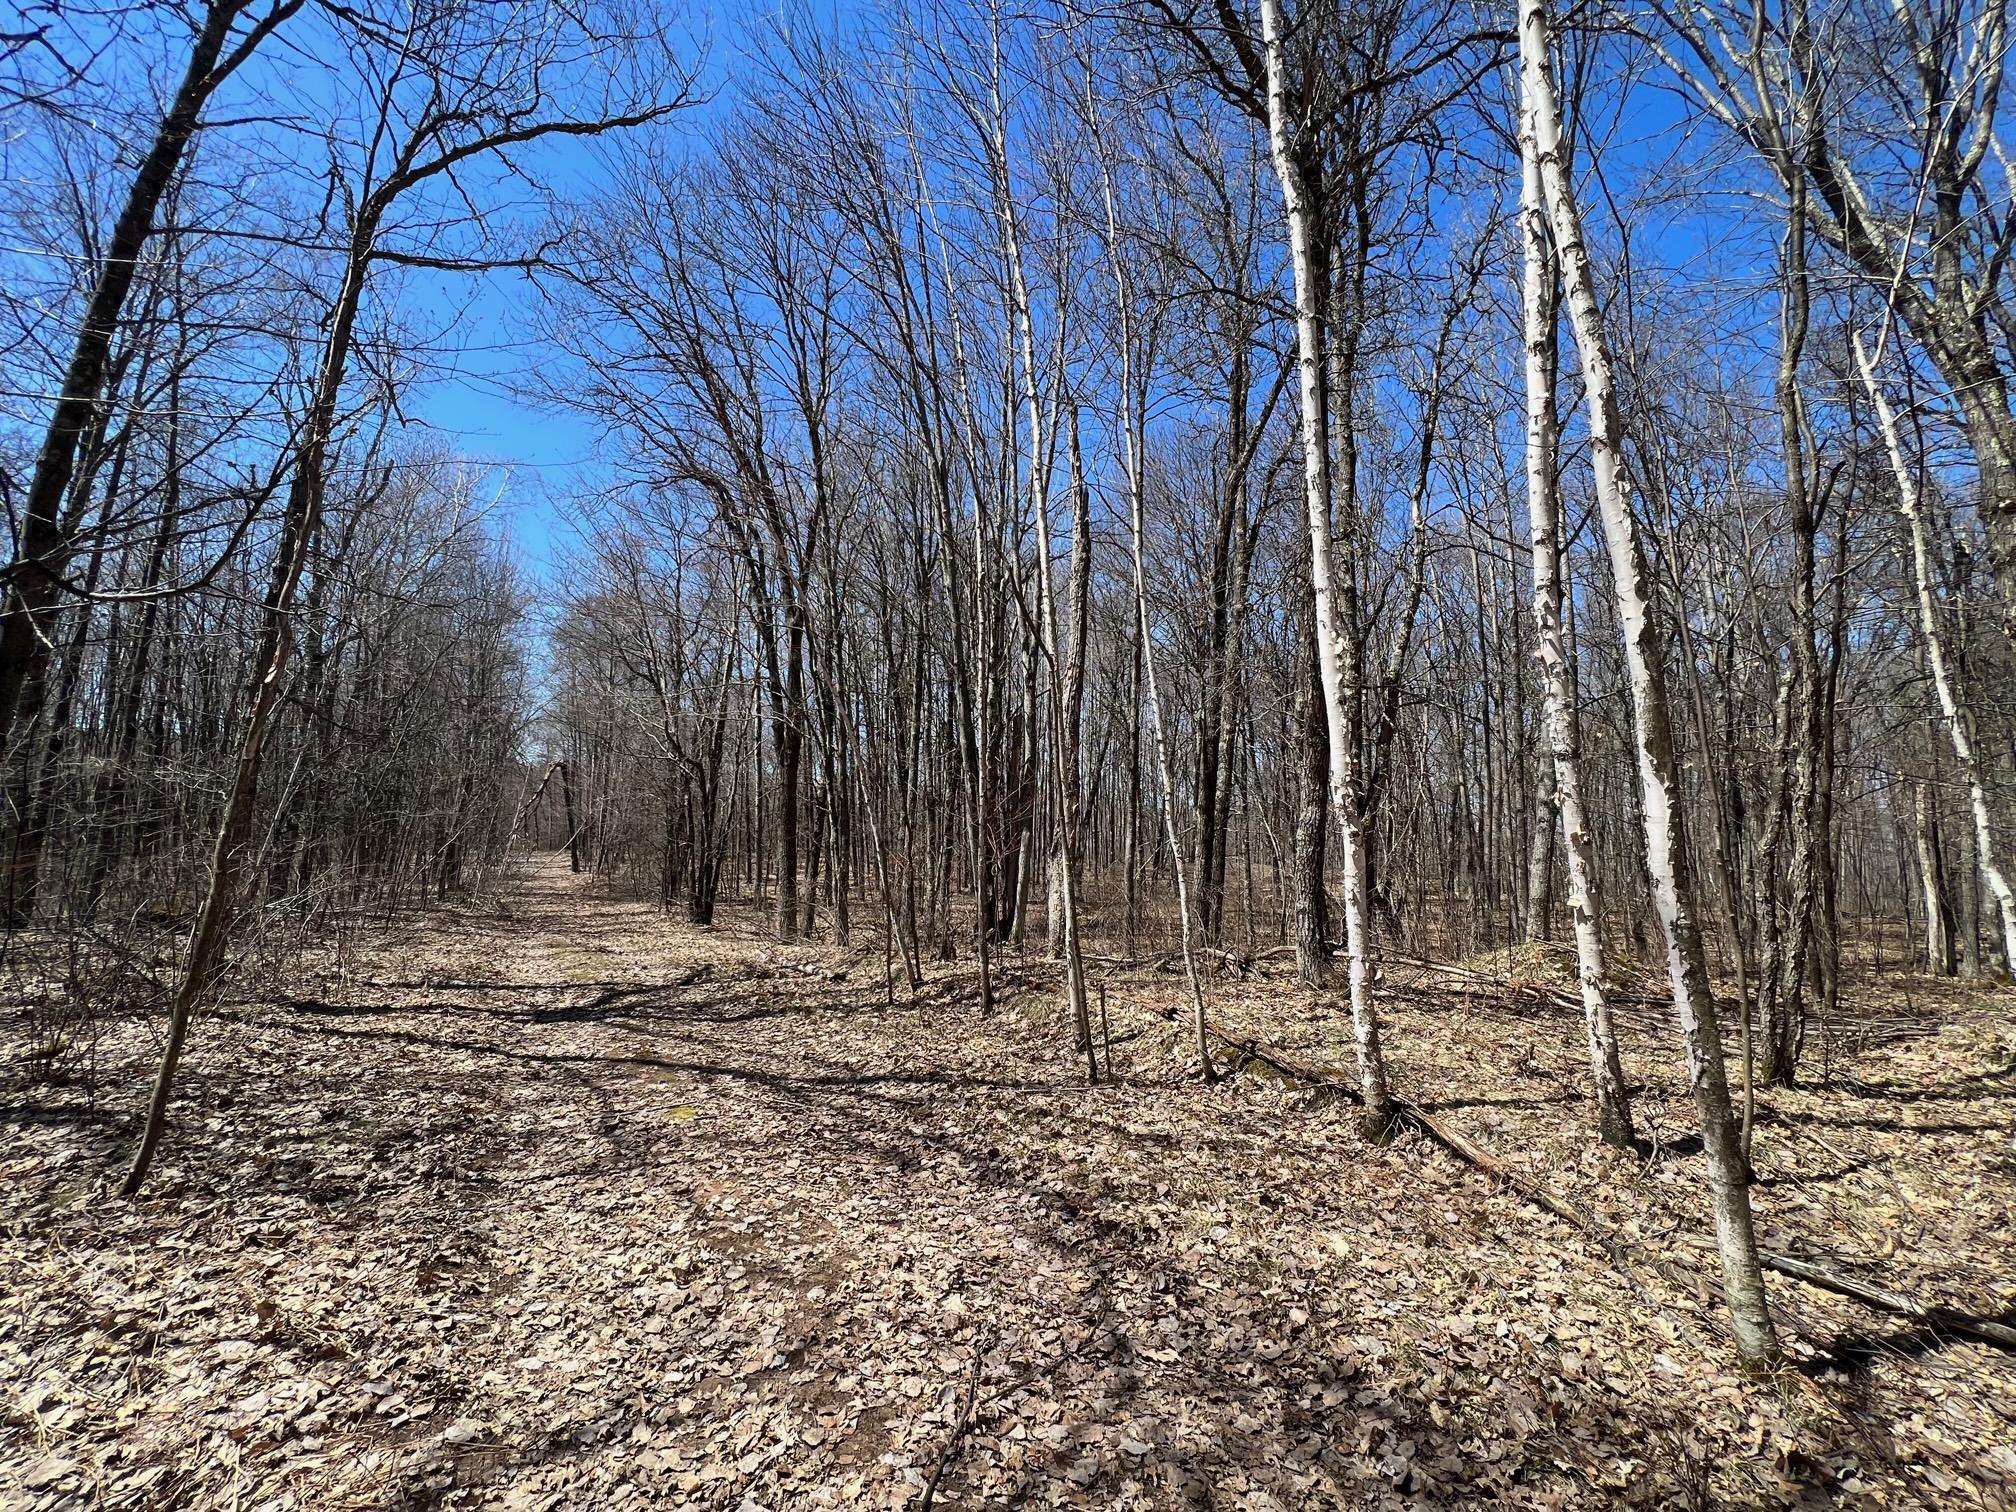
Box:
122;187;378;1196
0;0;297;746
1293;576;1331;987
1523;0;1780;1372
1518;104;1633;1148
1914;780;1958;976
560;760;583;873
1259;0;1393;1136
1855;332;2016;968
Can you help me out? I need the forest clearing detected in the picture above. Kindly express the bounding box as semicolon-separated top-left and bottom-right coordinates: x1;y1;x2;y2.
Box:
5;855;2014;1510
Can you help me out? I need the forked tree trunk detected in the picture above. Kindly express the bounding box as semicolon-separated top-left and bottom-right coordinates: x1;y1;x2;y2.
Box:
1518;98;1634;1149
1258;0;1392;1135
1521;0;1780;1372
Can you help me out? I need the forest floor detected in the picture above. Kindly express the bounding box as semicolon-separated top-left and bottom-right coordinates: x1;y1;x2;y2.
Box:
4;856;2015;1511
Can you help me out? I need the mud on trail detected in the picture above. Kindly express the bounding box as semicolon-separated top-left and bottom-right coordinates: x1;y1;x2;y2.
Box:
5;856;2015;1510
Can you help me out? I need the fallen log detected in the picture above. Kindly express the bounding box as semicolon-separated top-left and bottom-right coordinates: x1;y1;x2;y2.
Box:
1207;1024;2016;1356
1381;952;1675;1012
1741;1249;2016;1352
1206;1028;1352;1090
1208;1028;1703;1292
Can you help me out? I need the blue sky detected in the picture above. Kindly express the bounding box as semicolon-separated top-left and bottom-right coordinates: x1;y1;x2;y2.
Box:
227;0;1779;594
402;274;603;581
367;0;835;559
5;0;1750;495
386;1;873;583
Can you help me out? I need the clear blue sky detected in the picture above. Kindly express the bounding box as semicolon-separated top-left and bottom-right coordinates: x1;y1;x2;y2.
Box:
396;1;865;584
404;277;603;583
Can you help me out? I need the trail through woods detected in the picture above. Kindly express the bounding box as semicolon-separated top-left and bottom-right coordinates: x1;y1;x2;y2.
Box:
6;856;2016;1509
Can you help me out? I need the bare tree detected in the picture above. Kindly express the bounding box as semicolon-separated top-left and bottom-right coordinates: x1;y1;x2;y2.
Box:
1855;332;2016;967
1518;72;1633;1149
122;0;690;1195
1258;0;1394;1136
1521;0;1780;1372
0;0;301;771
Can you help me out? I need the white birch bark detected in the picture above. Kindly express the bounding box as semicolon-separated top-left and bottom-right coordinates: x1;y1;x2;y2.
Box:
1000;195;1094;1077
900;119;997;1012
1258;0;1394;1134
1048;411;1094;961
1520;0;1780;1371
1853;333;2016;969
1913;780;1956;975
987;46;1093;1075
1091;104;1214;1083
1518;92;1635;1150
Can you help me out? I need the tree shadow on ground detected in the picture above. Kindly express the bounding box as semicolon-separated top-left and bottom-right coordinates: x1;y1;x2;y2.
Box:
8;876;1994;1511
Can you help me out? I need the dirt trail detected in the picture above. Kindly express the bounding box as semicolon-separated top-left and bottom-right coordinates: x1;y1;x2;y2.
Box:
4;856;2014;1509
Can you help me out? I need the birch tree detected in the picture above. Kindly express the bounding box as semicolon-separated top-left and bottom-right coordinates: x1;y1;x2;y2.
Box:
1645;0;2016;630
991;38;1095;1077
1518;78;1634;1149
1854;333;2016;968
1092;82;1215;1083
1258;0;1393;1135
1520;0;1780;1371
